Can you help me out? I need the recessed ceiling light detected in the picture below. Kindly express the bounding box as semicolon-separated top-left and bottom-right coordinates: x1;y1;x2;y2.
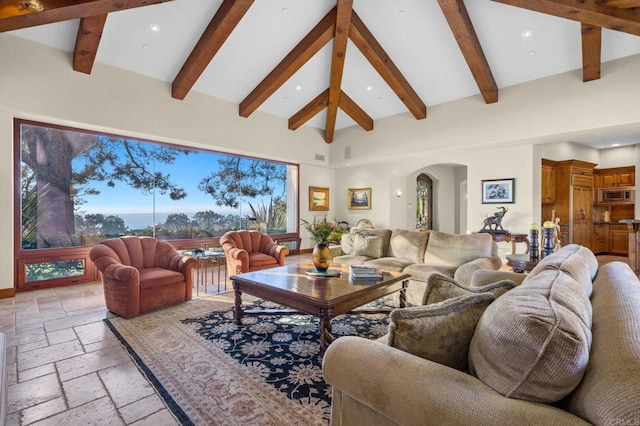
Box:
366;85;373;91
142;44;150;49
377;96;382;100
150;24;160;32
528;50;536;55
521;29;533;38
611;143;621;147
281;8;288;14
295;85;302;91
398;10;406;16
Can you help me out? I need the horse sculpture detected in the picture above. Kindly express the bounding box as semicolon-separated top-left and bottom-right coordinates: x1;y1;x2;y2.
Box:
482;206;508;231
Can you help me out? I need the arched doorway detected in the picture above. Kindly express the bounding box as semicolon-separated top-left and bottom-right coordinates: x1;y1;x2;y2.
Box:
416;173;433;230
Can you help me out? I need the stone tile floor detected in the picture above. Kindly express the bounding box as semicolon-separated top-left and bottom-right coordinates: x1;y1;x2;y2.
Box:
1;254;311;425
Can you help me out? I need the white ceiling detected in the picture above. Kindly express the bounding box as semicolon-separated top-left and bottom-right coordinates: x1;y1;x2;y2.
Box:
8;0;640;147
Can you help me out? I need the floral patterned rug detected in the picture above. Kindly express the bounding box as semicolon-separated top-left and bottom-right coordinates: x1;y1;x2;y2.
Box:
182;300;389;412
105;296;390;425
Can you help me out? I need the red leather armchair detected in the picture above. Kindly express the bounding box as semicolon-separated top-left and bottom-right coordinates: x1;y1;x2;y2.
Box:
89;236;196;318
220;230;289;275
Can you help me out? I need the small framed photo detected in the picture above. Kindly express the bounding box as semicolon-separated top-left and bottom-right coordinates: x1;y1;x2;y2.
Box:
482;178;515;204
348;187;372;210
309;186;329;211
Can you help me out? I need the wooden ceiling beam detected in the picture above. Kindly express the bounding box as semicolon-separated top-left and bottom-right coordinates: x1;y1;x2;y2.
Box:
604;0;640;8
437;0;498;104
72;14;107;74
325;0;353;144
581;23;602;82
172;0;253;100
339;90;373;131
288;89;329;130
349;11;426;120
491;0;640;36
0;0;174;32
239;7;336;118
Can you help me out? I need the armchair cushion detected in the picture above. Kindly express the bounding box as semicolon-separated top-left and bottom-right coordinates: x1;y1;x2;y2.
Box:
248;252;279;267
139;268;186;289
387;293;495;371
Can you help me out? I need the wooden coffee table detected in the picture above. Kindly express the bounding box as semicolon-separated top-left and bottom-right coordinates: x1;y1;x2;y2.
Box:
231;264;410;356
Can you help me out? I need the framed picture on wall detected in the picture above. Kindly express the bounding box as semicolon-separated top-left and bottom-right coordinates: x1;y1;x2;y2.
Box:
481;178;515;204
309;186;329;211
348;187;372;210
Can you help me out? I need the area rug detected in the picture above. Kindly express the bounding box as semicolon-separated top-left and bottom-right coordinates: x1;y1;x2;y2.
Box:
105;295;390;425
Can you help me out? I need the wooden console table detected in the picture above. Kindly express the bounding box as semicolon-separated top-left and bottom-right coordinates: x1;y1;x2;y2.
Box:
485;233;530;254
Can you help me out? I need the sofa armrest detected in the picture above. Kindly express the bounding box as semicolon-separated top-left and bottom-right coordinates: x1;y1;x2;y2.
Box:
453;256;502;286
323;336;587;426
103;263;138;282
226;247;249;274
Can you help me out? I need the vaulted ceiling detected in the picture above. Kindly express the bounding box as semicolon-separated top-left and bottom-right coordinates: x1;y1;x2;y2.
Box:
2;0;640;145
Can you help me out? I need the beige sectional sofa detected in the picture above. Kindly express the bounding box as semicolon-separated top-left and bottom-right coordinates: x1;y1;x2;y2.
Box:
331;228;502;305
323;244;640;425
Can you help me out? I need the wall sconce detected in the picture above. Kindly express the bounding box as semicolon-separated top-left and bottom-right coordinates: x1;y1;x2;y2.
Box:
395;190;403;197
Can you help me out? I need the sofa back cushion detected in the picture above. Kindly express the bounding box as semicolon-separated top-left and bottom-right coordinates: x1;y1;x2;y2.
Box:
562;261;640;423
525;244;597;298
388;229;430;264
468;245;595;403
340;233;355;255
424;232;494;268
350;227;392;256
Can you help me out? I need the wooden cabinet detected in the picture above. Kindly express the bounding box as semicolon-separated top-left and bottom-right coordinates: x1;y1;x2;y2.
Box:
541;160;556;204
595;166;635;188
548;159;597;251
593;224;607;254
609;224;629;255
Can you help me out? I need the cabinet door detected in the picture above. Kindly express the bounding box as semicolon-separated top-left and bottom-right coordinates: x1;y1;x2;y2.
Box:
609;226;629;254
600;173;617;188
572;185;593;248
541;165;555;204
618;171;635;187
593;224;607;254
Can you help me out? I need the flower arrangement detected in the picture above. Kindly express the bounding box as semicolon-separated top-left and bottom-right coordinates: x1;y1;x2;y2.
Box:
301;217;345;244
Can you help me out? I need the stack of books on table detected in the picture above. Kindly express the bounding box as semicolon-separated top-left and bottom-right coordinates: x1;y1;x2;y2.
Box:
349;265;383;281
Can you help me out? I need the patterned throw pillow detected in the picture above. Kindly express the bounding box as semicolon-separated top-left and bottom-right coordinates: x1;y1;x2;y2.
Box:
351;233;384;258
423;273;514;305
387;293;495;371
340;234;354;255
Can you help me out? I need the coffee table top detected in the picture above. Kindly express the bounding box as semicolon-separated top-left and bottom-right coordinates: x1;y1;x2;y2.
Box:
230;264;409;305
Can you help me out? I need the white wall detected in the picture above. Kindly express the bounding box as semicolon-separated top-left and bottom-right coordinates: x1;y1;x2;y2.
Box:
299;164;336;248
598;145;637;168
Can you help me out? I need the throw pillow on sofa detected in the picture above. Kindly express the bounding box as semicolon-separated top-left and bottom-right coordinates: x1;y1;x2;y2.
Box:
352;233;384;258
340;233;355;255
423;273;514;305
468;267;592;403
387;293;495;371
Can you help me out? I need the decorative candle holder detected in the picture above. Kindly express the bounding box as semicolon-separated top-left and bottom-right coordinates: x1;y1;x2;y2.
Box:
542;221;555;258
529;224;539;260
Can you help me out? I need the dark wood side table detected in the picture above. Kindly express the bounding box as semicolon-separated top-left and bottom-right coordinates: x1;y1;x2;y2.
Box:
506;253;539;273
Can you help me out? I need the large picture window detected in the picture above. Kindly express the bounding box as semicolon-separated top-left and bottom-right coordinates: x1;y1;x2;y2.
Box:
15;119;299;288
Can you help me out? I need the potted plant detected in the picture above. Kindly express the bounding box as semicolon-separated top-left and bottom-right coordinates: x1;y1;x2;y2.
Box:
301;217;345;272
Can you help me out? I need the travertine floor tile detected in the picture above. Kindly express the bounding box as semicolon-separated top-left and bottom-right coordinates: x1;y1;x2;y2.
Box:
18;339;50;353
43;309;110;332
17;340;84;371
62;372;108;408
74;321;114;346
99;361;155;408
83;335;119;353
118;394;166;424
7;373;61;413
30;396;124;426
56;344;130;381
46;328;77;345
6;327;46;348
20;396;66;425
130;409;179;426
18;363;56;383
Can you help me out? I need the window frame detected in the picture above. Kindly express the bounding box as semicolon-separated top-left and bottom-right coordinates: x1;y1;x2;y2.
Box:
13;118;300;291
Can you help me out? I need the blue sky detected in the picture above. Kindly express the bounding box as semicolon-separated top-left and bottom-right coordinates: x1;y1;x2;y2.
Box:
73;140;287;227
